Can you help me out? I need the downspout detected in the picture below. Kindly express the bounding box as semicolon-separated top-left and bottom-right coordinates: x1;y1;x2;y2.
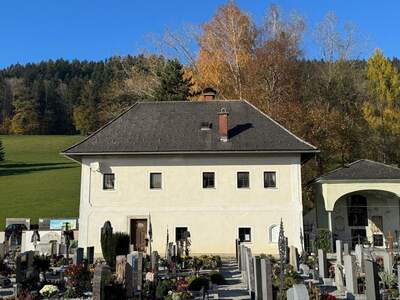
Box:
86;165;93;246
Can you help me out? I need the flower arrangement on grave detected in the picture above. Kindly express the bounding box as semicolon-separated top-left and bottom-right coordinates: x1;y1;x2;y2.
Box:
379;271;399;298
64;263;92;297
165;290;192;300
39;284;59;298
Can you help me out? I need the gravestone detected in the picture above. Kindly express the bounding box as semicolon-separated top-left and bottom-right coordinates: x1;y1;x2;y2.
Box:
50;240;58;256
382;251;393;273
365;259;379;300
260;258;273;300
334;263;345;295
289;246;299;271
398;264;400;296
87;246;94;265
343;243;349;256
343;255;357;295
116;255;127;283
318;249;328;278
245;247;255;297
93;264;112;300
235;239;240;263
127;251;143;293
116;255;133;297
151;251;159;276
299;264;310;276
253;256;262;300
73;247;84;265
0;243;6;260
336;240;343;265
16;251;35;284
59;243;67;257
354;244;363;271
287;284;309;300
240;245;248;288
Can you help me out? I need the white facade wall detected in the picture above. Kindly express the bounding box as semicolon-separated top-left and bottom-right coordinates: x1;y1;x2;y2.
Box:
78;154;303;256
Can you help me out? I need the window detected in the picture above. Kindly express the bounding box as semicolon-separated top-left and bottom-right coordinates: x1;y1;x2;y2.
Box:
237;172;249;188
175;227;188;242
264;172;276;188
348;195;368;226
373;234;383;247
203;172;215;188
238;227;251;242
268;224;279;243
103;173;115;190
150;173;162;189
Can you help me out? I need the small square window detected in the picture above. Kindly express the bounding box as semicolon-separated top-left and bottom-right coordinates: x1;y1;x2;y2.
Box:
238;227;251;242
237;172;249;188
175;227;189;242
264;172;276;188
150;173;162;189
103;173;115;190
203;172;215;188
373;234;383;247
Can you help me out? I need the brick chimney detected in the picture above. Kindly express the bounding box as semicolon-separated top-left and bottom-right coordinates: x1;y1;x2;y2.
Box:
202;87;217;101
218;108;229;142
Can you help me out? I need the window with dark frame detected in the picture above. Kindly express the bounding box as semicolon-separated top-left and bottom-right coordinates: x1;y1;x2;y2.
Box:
150;173;162;189
348;195;368;226
264;171;276;188
175;227;188;242
238;227;251;242
103;173;115;190
202;172;215;188
237;172;250;188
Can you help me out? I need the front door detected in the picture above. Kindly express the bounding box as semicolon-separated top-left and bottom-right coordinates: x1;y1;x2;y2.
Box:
130;219;148;251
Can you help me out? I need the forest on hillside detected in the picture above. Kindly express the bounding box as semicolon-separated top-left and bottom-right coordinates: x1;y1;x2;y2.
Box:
1;2;400;181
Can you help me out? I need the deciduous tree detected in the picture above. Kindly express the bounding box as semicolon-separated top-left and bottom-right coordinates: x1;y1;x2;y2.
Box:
363;49;400;162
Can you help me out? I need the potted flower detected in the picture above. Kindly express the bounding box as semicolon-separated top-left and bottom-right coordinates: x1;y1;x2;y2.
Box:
39;284;59;298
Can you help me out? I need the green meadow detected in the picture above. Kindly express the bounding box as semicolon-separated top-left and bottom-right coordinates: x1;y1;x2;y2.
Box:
0;135;82;229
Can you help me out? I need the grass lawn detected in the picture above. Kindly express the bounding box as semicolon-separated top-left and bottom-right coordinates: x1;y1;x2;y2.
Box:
0;135;83;229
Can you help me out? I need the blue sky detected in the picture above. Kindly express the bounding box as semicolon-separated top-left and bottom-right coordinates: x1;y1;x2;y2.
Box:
0;1;398;68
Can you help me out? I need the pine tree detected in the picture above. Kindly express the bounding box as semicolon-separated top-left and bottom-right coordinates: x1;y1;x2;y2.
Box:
153;59;193;101
0;139;4;162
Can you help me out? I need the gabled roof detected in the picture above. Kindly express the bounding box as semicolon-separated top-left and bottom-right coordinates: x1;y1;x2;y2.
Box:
314;159;400;181
62;100;317;157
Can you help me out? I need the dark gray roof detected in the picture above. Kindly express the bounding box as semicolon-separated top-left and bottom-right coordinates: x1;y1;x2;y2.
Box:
62;100;317;156
316;159;400;181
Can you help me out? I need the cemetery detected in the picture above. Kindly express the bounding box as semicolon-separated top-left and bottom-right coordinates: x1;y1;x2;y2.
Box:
1;215;400;299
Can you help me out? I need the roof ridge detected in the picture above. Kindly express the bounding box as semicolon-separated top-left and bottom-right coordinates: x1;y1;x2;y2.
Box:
60;102;140;154
360;159;400;170
243;100;318;150
135;99;244;104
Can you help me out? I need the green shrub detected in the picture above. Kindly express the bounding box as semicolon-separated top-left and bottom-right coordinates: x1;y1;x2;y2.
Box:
314;229;331;252
210;271;226;285
155;279;173;299
114;232;130;256
188;276;209;291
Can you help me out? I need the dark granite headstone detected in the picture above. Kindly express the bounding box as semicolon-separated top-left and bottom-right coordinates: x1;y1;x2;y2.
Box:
93;264;112;300
87;246;94;264
365;259;379;300
253;256;262;300
73;247;84;265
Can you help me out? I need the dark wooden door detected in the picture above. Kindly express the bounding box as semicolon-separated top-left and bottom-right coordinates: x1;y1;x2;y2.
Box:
130;219;147;251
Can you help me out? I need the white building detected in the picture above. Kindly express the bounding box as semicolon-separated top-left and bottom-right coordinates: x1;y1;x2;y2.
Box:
62;98;317;256
309;159;400;249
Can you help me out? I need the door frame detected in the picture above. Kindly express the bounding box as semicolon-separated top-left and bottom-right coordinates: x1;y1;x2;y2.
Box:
127;215;149;248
